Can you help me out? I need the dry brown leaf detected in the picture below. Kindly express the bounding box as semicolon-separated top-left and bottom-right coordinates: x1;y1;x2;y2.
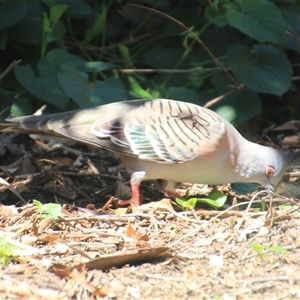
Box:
73;246;171;271
69;265;87;281
0;204;18;218
78;220;93;228
160;257;180;266
125;221;139;240
15;220;32;237
109;206;132;214
52;263;71;278
60;206;76;217
34;139;53;151
134;198;175;212
32;217;39;236
38;234;60;244
186;268;197;278
36;218;53;234
51;157;73;166
91;286;109;297
139;234;149;242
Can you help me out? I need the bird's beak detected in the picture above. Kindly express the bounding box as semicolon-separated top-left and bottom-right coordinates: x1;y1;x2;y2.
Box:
266;181;275;191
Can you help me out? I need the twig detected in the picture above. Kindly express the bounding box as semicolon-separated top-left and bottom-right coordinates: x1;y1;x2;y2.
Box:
204;89;239;108
56;214;144;223
64;31;157;52
0;60;21;81
119;67;221;74
128;3;240;87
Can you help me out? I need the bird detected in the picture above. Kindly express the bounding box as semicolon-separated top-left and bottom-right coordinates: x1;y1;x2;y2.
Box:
0;98;298;206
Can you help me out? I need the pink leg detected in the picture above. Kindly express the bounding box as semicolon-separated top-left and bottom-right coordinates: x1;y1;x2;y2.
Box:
117;171;145;206
117;181;141;206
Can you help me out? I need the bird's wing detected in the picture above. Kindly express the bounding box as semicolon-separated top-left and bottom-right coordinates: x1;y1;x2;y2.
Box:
3;99;227;164
67;99;227;163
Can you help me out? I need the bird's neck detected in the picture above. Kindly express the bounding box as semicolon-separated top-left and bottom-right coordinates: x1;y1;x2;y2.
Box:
233;138;272;180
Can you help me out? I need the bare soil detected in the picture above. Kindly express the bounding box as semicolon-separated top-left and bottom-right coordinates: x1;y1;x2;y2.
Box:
0;132;300;300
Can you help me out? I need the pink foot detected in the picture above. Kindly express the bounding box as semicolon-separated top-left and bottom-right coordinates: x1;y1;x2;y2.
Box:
117;172;143;206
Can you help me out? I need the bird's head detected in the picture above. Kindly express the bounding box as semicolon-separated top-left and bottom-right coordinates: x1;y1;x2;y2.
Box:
237;143;300;191
259;148;300;191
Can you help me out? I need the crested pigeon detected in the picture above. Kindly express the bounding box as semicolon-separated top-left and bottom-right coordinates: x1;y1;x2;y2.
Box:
0;99;298;206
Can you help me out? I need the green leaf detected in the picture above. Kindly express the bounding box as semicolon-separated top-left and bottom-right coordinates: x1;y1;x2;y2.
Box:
280;4;300;37
228;44;292;96
40;203;61;219
32;199;43;210
163;8;198;36
0;0;28;30
118;44;133;68
57;64;127;108
14;62;69;108
168;87;209;104
278;204;292;210
250;242;264;253
83;61;116;73
85;6;106;42
42;12;51;33
224;1;285;45
47;48;87;68
10;98;33;117
250;242;286;255
50;4;68;24
211;76;262;125
46;19;66;43
280;4;300;53
144;48;187;69
199;189;227;209
175;198;197;209
43;0;92;16
0;237;15;257
47;49;116;73
205;5;227;27
33;199;61;219
176;189;227;209
265;245;286;254
128;76;153;99
0;237;19;265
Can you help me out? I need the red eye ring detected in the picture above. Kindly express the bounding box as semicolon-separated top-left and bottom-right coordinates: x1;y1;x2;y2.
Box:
265;165;275;178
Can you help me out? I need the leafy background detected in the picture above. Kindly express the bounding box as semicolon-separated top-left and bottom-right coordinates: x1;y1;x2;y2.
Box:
0;0;300;131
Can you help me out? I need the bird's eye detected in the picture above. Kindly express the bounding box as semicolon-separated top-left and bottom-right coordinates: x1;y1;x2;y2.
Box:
265;166;275;178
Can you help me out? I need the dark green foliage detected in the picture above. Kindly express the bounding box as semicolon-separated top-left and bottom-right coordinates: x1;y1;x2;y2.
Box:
0;0;299;125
